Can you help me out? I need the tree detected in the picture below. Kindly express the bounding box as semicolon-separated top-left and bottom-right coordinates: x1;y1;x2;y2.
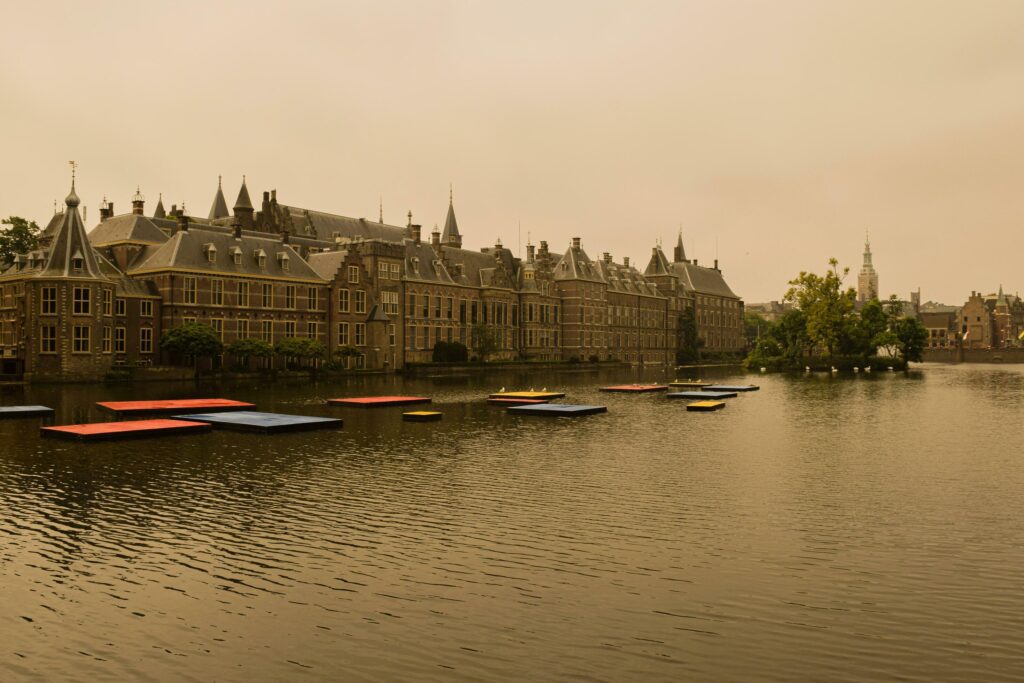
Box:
769;308;810;361
676;307;700;364
784;258;856;360
470;323;498;361
0;216;41;266
744;311;769;349
160;322;223;371
432;341;468;363
274;337;326;368
225;338;273;367
892;317;928;365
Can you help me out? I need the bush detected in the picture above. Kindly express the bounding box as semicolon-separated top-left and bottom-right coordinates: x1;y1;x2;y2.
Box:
432;341;469;363
588;354;600;363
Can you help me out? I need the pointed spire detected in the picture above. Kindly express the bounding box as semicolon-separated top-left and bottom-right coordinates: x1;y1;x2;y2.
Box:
209;175;230;220
441;185;461;247
39;173;105;279
673;228;687;263
234;175;253;211
153;193;166;219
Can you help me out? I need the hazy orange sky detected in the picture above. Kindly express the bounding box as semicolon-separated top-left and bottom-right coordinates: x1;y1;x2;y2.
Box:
2;0;1023;304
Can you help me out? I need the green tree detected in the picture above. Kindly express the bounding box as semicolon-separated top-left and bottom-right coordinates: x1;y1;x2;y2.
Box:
784;258;856;360
160;322;223;371
676;306;700;364
0;216;41;266
432;341;469;363
743;311;769;349
470;323;498;361
769;308;810;361
892;317;928;365
275;337;326;368
225;338;273;367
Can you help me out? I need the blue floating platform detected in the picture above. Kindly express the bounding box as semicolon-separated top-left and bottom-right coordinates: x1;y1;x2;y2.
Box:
0;405;54;418
667;391;738;399
704;384;759;392
174;411;343;433
507;403;607;417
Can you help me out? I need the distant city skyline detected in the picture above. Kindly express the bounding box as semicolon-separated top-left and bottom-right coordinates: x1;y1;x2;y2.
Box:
3;0;1024;305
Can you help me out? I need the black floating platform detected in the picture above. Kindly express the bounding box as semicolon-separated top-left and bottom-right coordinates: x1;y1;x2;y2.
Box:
402;411;443;422
507;403;607;417
704;385;759;392
174;411;343;433
667;391;738;400
0;405;54;418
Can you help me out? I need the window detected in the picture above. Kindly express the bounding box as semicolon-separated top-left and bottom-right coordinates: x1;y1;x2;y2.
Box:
212;319;224;340
338;322;350;345
72;325;91;353
141;300;153;317
261;320;273;342
446;297;453;319
103;290;113;316
257;251;267;269
422;295;429;318
183;277;197;304
284;321;296;337
232;249;242;266
338;289;350;313
183;317;196;325
102;326;112;353
237;319;249;337
382;291;399;315
140;328;153;354
388;324;396;346
307;287;318;310
355;290;366;314
285;285;296;309
212;279;224;306
41;287;57;315
262;284;273;308
73;287;91;315
355;323;366;346
434;296;441;318
206;245;217;263
348;265;359;283
40;325;57;353
390;263;400;279
379;262;389;280
279;254;290;272
115;326;126;353
307;322;318;338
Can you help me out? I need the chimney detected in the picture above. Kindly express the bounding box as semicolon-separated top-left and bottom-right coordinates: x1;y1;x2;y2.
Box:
132;188;145;215
693;258;698;266
431;228;440;247
232;221;242;240
571;237;581;250
99;199;112;222
178;214;190;232
281;231;290;244
603;252;612;264
623;257;630;268
539;241;548;257
171;204;178;217
526;244;535;262
412;224;421;245
270;189;276;201
714;258;719;270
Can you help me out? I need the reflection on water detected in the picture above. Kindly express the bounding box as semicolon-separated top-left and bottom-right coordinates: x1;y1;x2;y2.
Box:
2;365;1024;681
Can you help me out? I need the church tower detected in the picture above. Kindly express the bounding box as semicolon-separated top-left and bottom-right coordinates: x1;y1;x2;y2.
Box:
857;233;879;302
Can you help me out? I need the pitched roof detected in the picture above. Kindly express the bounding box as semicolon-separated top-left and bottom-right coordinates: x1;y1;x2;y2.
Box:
553;243;604;283
306;249;349;280
670;261;739;299
209;178;230;220
279;205;406;243
130;226;323;282
87;214;170;247
37;184;106;280
153;194;166;219
644;246;672;276
441;200;460;243
234;179;253;211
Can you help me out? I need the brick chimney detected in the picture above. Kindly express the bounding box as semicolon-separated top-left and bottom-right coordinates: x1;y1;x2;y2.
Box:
604;252;612;264
233;221;242;240
412;224;422;245
571;237;581;250
623;256;630;268
526;244;535;262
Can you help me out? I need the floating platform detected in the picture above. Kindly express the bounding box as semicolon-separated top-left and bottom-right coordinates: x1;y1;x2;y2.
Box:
402;411;442;422
507;403;607;417
704;384;759;392
599;384;668;393
686;400;727;412
486;397;550;406
174;411;343;433
489;391;565;400
669;380;711;388
96;398;254;415
0;405;54;418
41;419;211;441
327;396;432;408
667;390;738;400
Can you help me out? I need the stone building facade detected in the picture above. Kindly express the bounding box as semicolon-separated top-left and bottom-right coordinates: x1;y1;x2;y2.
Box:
0;177;746;379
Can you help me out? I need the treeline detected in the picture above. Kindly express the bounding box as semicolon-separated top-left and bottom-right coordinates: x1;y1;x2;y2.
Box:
746;259;927;370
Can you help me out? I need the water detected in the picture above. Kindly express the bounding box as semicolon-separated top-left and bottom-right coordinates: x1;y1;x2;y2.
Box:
2;364;1024;681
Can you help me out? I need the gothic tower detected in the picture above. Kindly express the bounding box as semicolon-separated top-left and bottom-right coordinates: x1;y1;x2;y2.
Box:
857;233;879;302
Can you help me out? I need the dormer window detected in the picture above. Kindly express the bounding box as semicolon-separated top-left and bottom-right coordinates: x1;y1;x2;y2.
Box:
277;252;290;272
255;249;267;268
230;246;242;265
204;243;217;263
71;249;84;272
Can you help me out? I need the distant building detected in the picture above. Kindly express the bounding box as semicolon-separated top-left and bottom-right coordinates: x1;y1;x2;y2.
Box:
857;234;879;303
746;301;790;323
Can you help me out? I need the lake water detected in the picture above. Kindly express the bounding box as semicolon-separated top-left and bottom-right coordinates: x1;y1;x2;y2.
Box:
2;364;1024;681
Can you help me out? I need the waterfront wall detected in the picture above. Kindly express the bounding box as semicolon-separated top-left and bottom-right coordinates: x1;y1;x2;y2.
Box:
923;348;1024;364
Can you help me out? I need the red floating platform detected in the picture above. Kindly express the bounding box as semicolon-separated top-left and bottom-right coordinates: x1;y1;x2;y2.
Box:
486;397;551;406
96;398;255;415
599;384;668;393
41;419;212;441
327;396;432;408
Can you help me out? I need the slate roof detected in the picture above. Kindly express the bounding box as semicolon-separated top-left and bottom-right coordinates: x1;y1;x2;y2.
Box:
306;249;349;280
234;179;253;211
130;226;324;282
643;246;672;276
553;243;604;283
279;205;407;243
404;241;455;284
595;258;663;298
87;214;170;246
153;195;166;219
37;185;106;280
441;200;460;243
209;179;230;220
670;260;739;299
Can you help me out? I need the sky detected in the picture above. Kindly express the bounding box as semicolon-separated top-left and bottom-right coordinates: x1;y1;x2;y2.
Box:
2;0;1023;304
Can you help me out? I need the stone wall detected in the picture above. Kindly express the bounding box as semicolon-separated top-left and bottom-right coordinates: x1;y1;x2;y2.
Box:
923;348;1024;363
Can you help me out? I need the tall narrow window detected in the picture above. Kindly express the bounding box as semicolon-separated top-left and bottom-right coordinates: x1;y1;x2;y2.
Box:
237;319;249;338
355;323;366;346
103;290;113;316
140;300;153;317
355;290;366;314
183;278;197;304
140;328;153;354
41;287;57;315
262;284;273;308
40;325;57;353
338;289;350;313
72;325;91;353
73;287;91;315
102;326;112;353
307;287;318;310
238;282;250;307
211;279;224;306
348;266;359;283
338;322;350;346
285;285;296;310
115;326;126;353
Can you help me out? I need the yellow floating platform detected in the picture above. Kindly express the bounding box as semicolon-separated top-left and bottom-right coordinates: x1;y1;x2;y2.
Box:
403;411;442;422
686;400;726;412
488;391;565;400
